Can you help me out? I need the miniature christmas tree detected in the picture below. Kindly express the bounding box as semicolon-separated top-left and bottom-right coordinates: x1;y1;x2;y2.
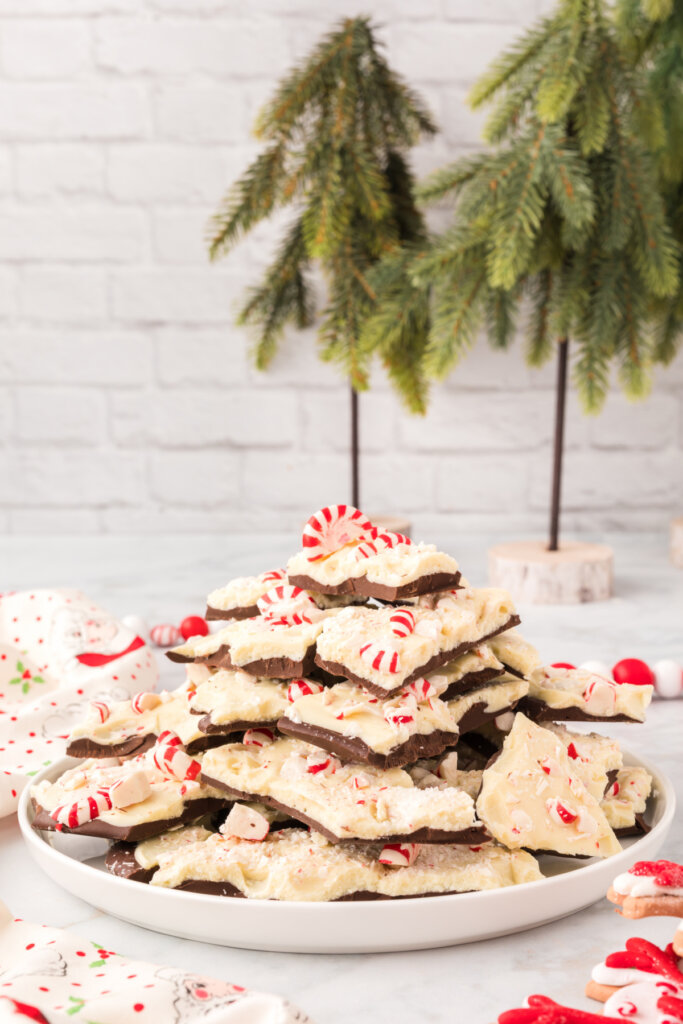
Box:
208;16;435;506
362;0;680;560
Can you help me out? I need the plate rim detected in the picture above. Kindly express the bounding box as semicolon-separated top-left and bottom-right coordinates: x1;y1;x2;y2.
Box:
18;746;676;913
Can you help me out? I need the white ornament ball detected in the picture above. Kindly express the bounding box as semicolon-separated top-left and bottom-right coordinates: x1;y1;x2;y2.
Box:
578;659;611;679
652;659;682;699
120;614;150;643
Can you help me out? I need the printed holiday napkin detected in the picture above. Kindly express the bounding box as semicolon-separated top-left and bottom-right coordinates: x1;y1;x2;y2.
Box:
0;902;311;1023
0;589;158;817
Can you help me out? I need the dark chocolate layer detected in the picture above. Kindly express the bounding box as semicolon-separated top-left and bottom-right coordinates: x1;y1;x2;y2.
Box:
277;717;460;770
314;614;520;700
167;644;316;680
200;772;490;847
441;666;504;701
105;842;154;883
452;699;520;737
517;696;638;724
287;570;462;601
65;734;156;760
614;813;651;838
195;716;278;737
31;796;229;843
205;604;257;622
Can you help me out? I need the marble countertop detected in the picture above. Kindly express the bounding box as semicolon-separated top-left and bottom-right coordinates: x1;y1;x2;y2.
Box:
1;531;681;1023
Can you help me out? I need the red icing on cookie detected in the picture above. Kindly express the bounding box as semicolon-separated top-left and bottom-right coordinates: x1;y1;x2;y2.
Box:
606;939;683;985
630;861;683;889
498;994;624;1024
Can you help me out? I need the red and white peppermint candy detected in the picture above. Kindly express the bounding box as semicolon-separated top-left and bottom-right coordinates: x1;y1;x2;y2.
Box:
131;691;161;714
305;753;340;775
546;798;578;826
51;788;113;829
243;727;275;747
287;679;324;702
302;505;374;561
257;584;317;622
384;702;416;727
582;675;617;716
373;531;412;551
221;803;270;842
110;770;152;809
90;701;110;724
389;609;416;638
150;623;181;647
359;641;400;674
378;842;420;867
153;730;201;782
258;568;287;585
355;539;379;561
402;678;436;702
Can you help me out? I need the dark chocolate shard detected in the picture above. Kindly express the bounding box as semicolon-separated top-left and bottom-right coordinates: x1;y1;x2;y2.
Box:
277;717;460;770
440;666;504;701
195;716;279;737
105;842;155;883
205;604;257;622
167;645;316;680
200;772;490;847
314;614;520;700
287;570;462;601
65;734;156;760
517;696;639;724
614;813;651;838
31;796;230;843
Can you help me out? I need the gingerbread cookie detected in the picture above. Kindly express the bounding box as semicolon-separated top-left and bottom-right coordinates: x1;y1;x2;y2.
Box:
519;665;653;724
200;735;488;845
586;936;683;1003
476;714;621;858
314;590;519;700
287;505;461;601
607;861;683;919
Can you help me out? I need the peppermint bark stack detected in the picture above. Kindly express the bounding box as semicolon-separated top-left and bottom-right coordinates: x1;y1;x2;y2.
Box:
31;504;656;902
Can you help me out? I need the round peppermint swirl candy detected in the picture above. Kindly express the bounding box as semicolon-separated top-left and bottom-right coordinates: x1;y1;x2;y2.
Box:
51;788;113;829
302;505;374;561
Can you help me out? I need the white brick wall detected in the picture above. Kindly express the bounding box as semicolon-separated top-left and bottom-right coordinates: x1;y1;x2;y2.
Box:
1;0;682;536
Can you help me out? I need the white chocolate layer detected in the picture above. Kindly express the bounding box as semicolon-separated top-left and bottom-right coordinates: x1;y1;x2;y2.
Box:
191;669;290;727
207;571;364;614
32;752;225;830
528;666;653;722
146;826;542;900
543;723;623;801
487;629;541;678
69;680;204;750
426;644;503;689
287;539;459;589
315;588;516;693
284;681;458;756
601;767;652;830
476;714;621;858
201;737;479;842
170;614;329;667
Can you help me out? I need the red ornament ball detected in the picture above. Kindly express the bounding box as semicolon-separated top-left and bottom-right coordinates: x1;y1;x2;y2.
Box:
551;662;576;670
612;658;654;687
179;615;209;641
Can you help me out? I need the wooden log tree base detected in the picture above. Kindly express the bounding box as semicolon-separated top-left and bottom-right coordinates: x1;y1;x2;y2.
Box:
488;540;613;605
671;517;683;569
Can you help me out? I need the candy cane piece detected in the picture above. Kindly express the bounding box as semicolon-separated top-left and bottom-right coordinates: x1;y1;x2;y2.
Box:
302;505;374;561
359;641;400;674
373;531;412;551
582;676;617;716
243;728;275;747
51;788;113;829
89;702;110;724
389;609;416;638
221;804;270;841
109;770;152;809
153;730;201;782
257;584;317;622
305;753;340;775
131;692;161;714
355;540;379;561
378;842;420;867
258;568;287;585
287;679;324;702
546;798;578;825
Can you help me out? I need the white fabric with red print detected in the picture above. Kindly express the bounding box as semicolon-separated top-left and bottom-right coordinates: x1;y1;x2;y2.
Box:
0;589;158;818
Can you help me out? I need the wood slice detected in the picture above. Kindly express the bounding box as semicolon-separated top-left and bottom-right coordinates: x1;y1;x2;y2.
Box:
671;517;683;569
369;514;412;538
488;540;613;605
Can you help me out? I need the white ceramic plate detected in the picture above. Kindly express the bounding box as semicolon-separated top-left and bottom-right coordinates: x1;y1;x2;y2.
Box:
19;751;675;954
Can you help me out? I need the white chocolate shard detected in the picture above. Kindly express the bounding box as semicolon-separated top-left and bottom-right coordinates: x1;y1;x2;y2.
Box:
476;714;621;858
